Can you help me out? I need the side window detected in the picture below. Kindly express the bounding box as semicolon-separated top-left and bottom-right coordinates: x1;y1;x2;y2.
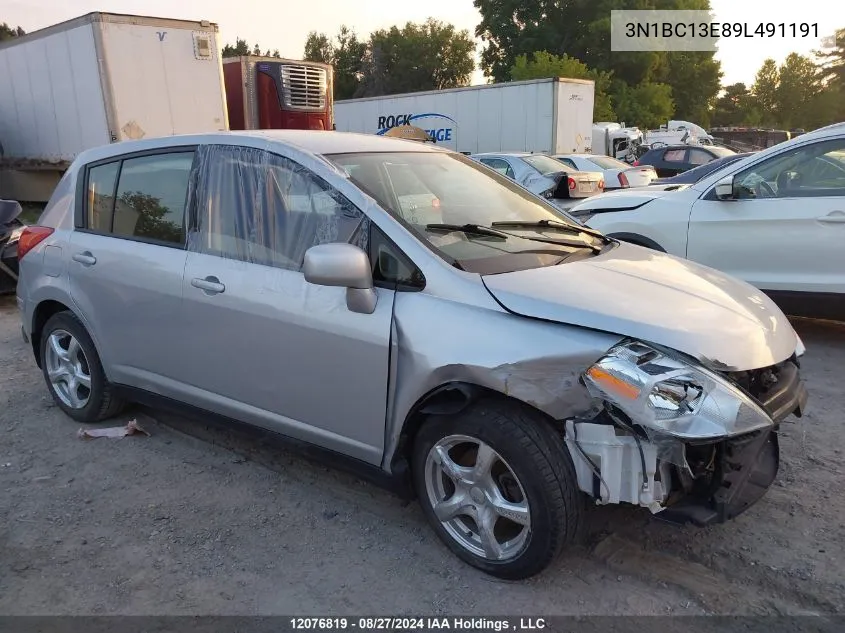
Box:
369;224;425;290
688;149;713;166
733;139;845;200
113;153;193;244
86;162;120;232
84;152;193;245
559;158;577;170
480;158;515;179
663;149;686;163
190;145;369;271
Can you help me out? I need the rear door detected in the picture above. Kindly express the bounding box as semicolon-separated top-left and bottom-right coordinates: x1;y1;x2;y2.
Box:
687;136;845;309
68;147;195;385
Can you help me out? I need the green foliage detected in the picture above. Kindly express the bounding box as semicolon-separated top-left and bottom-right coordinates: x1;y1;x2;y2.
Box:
356;19;475;97
305;19;474;99
221;38;280;59
712;83;760;127
612;82;675;130
0;22;24;41
510;52;615;121
304;26;367;100
474;0;721;128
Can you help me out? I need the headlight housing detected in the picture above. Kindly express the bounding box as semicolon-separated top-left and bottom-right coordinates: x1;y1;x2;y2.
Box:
583;341;774;441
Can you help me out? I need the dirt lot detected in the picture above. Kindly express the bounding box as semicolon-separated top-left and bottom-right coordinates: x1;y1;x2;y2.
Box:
0;294;843;616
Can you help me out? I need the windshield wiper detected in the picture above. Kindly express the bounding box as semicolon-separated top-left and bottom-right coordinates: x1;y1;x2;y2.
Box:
491;219;606;240
425;223;509;239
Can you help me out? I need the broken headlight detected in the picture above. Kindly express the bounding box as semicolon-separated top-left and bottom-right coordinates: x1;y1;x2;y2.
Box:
583;341;774;440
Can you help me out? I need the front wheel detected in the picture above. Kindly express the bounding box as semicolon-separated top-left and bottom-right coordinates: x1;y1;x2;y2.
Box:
412;400;582;579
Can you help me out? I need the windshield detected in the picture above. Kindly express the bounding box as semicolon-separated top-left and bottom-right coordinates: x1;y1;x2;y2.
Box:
584;155;629;170
327;151;606;274
523;155;571;175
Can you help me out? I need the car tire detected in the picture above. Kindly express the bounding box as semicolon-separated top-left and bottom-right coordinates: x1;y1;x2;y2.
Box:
39;311;126;423
412;399;582;579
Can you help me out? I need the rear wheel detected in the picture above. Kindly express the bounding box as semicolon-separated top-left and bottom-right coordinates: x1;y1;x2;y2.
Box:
40;311;126;423
412;400;582;579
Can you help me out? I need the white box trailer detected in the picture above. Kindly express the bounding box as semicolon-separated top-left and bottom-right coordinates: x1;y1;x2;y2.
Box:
333;78;595;155
0;12;228;201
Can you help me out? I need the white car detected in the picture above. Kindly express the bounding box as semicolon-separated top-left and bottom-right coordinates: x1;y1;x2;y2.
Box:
553;154;657;189
470;153;604;206
568;122;845;321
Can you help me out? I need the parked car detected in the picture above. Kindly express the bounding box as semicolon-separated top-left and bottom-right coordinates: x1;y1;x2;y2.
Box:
0;199;25;294
470;152;604;206
634;144;736;177
553;154;657;189
18;130;807;579
652;153;754;185
568;122;845;320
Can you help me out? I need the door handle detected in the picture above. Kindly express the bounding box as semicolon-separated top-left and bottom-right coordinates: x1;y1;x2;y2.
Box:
191;276;225;294
818;211;845;224
72;251;97;266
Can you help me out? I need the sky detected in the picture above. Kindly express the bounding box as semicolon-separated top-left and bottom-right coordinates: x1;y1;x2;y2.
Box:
2;0;842;87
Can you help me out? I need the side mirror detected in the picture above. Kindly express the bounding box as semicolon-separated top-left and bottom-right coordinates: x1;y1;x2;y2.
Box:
714;175;735;200
303;243;377;314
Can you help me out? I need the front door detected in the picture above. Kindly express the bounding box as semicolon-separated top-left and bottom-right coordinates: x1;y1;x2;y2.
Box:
687;136;845;316
174;144;394;464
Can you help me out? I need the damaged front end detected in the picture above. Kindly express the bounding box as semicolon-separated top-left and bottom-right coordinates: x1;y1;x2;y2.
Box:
566;340;808;526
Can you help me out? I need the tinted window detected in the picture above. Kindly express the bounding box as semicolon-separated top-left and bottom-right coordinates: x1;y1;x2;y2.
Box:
734;139;845;199
688;149;714;166
369;224;424;290
86;162;119;232
113;153;193;244
190;145;368;271
663;149;686;163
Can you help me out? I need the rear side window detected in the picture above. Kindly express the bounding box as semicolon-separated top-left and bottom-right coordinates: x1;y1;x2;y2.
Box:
479;158;515;179
86;162;120;232
83;150;194;246
663;149;686;163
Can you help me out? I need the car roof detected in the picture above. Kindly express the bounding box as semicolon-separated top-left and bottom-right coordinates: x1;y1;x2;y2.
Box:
472;152;532;158
73;130;448;165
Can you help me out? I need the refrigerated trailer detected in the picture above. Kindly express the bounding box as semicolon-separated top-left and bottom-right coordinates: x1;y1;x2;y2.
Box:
223;56;333;131
0;12;228;202
333;78;596;155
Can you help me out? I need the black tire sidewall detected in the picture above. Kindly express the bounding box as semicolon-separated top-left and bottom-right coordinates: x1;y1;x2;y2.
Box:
40;311;109;423
412;405;578;579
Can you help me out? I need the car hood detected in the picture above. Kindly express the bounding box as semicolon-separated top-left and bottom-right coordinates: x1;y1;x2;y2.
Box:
481;242;798;372
568;186;689;212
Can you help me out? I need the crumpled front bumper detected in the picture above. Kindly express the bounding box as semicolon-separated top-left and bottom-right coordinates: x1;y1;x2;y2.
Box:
657;359;808;527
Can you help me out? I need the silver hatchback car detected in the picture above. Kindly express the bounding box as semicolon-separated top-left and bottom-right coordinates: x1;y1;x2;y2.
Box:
17;131;808;579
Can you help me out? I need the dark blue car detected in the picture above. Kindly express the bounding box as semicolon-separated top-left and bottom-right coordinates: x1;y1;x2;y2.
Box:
634;144;737;178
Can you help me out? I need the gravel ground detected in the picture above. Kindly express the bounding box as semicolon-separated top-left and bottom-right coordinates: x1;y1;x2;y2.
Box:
0;294;843;616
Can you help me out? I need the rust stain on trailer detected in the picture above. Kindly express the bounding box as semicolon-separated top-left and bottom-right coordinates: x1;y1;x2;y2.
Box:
121;121;146;140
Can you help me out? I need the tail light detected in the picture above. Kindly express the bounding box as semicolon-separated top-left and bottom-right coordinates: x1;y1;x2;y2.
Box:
568;178;576;190
598;179;605;190
17;226;54;261
618;172;629;187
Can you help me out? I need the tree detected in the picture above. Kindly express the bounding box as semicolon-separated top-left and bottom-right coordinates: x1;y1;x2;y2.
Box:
356;19;475;97
775;53;822;129
815;27;845;91
222;38;280;58
613;82;674;130
657;52;722;127
304;26;368;100
473;0;722;128
750;59;779;126
510;52;615;120
0;22;24;41
303;32;332;64
711;83;760;127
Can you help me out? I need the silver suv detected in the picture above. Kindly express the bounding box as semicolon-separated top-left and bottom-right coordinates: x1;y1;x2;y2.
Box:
17;131;808;579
